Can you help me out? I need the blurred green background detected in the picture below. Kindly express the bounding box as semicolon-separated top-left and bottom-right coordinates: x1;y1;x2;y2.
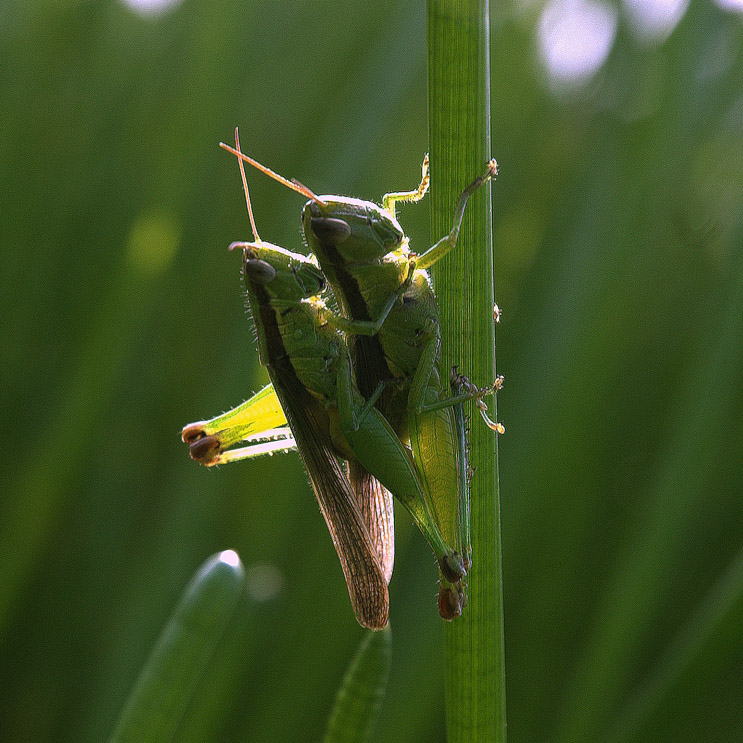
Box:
2;0;743;741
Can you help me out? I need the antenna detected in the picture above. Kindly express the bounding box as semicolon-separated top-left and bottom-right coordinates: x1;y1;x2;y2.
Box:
219;140;326;206
232;128;261;245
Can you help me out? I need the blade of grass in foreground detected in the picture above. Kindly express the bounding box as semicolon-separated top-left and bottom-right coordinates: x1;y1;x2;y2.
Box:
427;1;506;742
323;626;392;743
109;550;244;743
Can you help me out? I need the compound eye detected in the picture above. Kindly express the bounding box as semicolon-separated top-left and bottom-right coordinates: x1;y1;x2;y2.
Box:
310;216;351;245
244;258;276;284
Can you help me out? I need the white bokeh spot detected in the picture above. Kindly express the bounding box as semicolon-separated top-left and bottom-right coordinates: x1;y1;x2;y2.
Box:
538;0;618;88
715;0;743;12
121;0;182;17
246;563;285;603
623;0;690;43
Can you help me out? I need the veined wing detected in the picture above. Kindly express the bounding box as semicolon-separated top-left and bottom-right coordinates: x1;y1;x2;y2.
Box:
348;461;394;584
269;366;389;630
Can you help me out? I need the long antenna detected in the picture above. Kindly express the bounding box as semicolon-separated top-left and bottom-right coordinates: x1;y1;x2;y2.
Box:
219;140;326;206
233;128;261;244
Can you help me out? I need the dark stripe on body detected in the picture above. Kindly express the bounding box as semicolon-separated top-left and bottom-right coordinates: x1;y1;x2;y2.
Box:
322;244;394;404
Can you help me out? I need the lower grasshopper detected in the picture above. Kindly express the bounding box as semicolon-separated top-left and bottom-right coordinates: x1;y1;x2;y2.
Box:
184;132;473;625
235;246;390;629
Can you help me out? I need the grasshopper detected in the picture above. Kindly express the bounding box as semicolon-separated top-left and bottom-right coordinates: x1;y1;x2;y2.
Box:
220;144;500;618
184;132;475;625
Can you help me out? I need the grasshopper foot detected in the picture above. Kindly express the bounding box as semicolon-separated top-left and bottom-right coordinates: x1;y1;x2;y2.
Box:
438;580;468;621
181;421;207;443
182;422;223;465
440;551;467;583
189;435;222;466
450;368;505;433
438;585;463;620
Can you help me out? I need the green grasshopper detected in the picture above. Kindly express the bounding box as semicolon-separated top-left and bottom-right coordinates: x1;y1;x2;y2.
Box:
184;132;475;625
220;145;500;618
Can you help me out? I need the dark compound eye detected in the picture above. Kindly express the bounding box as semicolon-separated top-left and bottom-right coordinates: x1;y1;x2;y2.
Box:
310;216;351;245
244;258;277;284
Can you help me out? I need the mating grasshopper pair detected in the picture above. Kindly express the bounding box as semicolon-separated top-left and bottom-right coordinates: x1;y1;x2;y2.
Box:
182;130;500;629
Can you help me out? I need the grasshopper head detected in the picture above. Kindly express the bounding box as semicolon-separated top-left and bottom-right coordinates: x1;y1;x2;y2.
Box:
302;197;405;265
234;241;325;301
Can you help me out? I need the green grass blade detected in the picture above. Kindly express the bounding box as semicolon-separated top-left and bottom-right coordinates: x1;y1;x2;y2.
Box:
607;545;743;743
323;626;392;743
0;269;163;642
555;231;743;743
109;550;245;743
427;2;506;742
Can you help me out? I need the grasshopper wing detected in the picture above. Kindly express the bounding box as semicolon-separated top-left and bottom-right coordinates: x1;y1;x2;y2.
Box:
348;461;394;584
270;370;389;629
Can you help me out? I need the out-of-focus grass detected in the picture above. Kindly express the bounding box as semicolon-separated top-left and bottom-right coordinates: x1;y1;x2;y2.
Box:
109;550;244;743
1;1;742;742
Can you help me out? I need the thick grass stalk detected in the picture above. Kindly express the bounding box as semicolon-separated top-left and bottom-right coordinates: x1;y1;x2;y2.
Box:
427;2;506;742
